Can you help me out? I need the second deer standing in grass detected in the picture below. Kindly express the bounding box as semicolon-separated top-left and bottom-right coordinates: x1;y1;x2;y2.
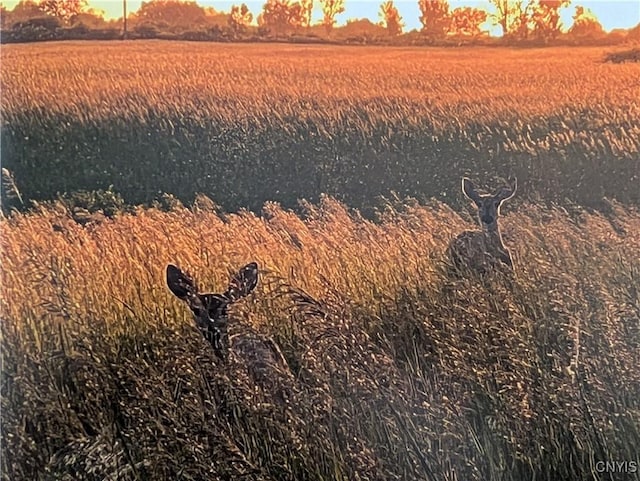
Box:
447;177;517;277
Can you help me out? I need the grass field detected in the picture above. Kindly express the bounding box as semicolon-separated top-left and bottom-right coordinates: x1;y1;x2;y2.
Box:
1;196;639;480
1;42;639;212
1;41;640;480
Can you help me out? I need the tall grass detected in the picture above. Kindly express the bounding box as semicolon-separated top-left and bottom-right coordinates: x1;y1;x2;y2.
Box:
1;42;639;213
1;197;639;480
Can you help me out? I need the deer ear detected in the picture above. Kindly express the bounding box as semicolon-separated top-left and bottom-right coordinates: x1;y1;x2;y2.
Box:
166;264;198;300
462;178;482;205
225;262;259;302
493;177;517;202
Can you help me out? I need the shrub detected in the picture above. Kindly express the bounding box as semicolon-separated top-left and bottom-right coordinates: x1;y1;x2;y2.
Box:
6;16;61;42
604;47;640;63
132;22;159;39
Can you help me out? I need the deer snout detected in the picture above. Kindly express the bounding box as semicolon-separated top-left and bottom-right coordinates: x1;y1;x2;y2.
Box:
481;214;494;224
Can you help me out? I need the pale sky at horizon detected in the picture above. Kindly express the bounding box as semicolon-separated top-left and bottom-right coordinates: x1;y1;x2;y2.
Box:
3;0;639;32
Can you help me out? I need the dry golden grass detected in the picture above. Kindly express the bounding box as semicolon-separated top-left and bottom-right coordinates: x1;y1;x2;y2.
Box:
1;42;639;211
1;197;639;480
1;39;639;480
3;43;638;119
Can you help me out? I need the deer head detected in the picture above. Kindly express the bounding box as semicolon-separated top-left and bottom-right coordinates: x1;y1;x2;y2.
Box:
166;262;259;356
462;177;517;232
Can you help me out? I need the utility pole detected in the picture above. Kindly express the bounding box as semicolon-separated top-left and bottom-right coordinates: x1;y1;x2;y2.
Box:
123;0;127;39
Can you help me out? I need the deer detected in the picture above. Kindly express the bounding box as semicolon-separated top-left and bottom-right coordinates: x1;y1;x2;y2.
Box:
447;177;517;277
166;262;291;395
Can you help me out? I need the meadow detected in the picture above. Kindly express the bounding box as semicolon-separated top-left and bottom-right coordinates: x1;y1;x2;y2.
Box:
1;196;639;480
1;41;640;480
1;42;639;213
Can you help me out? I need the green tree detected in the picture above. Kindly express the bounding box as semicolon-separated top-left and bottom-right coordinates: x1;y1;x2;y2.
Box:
71;8;108;28
258;0;304;36
449;6;488;37
132;0;208;31
38;0;87;22
379;0;403;36
319;0;344;33
418;0;449;38
5;0;46;27
490;0;568;40
300;0;312;27
488;0;525;36
531;0;570;40
229;2;253;33
567;5;604;38
1;5;9;28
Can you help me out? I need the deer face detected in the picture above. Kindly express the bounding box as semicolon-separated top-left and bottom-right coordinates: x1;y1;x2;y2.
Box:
462;177;517;231
166;262;259;355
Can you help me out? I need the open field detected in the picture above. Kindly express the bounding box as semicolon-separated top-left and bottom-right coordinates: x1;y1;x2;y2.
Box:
1;42;639;213
2;41;640;480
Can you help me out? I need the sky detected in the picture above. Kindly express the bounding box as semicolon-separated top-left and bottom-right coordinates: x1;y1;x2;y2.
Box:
4;0;640;32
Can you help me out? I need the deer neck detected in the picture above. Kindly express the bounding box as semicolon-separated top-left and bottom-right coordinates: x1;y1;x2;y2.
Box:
482;222;506;251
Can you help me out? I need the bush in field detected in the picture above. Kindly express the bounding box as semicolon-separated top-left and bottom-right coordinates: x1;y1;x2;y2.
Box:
7;16;61;41
57;186;129;217
604;48;640;63
131;22;158;38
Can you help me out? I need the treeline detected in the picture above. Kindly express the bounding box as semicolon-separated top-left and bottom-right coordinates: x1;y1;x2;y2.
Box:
1;0;639;45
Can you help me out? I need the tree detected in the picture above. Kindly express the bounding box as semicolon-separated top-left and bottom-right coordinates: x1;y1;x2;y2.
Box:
1;1;55;29
628;22;640;42
1;5;9;28
513;0;537;38
489;0;527;36
531;0;569;40
71;8;108;28
259;0;304;36
4;0;45;26
489;0;510;36
418;0;449;37
300;0;312;27
319;0;344;32
449;7;488;37
490;0;569;40
379;0;403;36
567;5;604;38
132;0;208;31
229;2;253;33
38;0;87;22
490;0;543;40
203;6;230;28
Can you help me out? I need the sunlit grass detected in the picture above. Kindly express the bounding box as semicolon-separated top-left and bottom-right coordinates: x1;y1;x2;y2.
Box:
1;39;639;480
2;197;638;480
1;42;639;211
